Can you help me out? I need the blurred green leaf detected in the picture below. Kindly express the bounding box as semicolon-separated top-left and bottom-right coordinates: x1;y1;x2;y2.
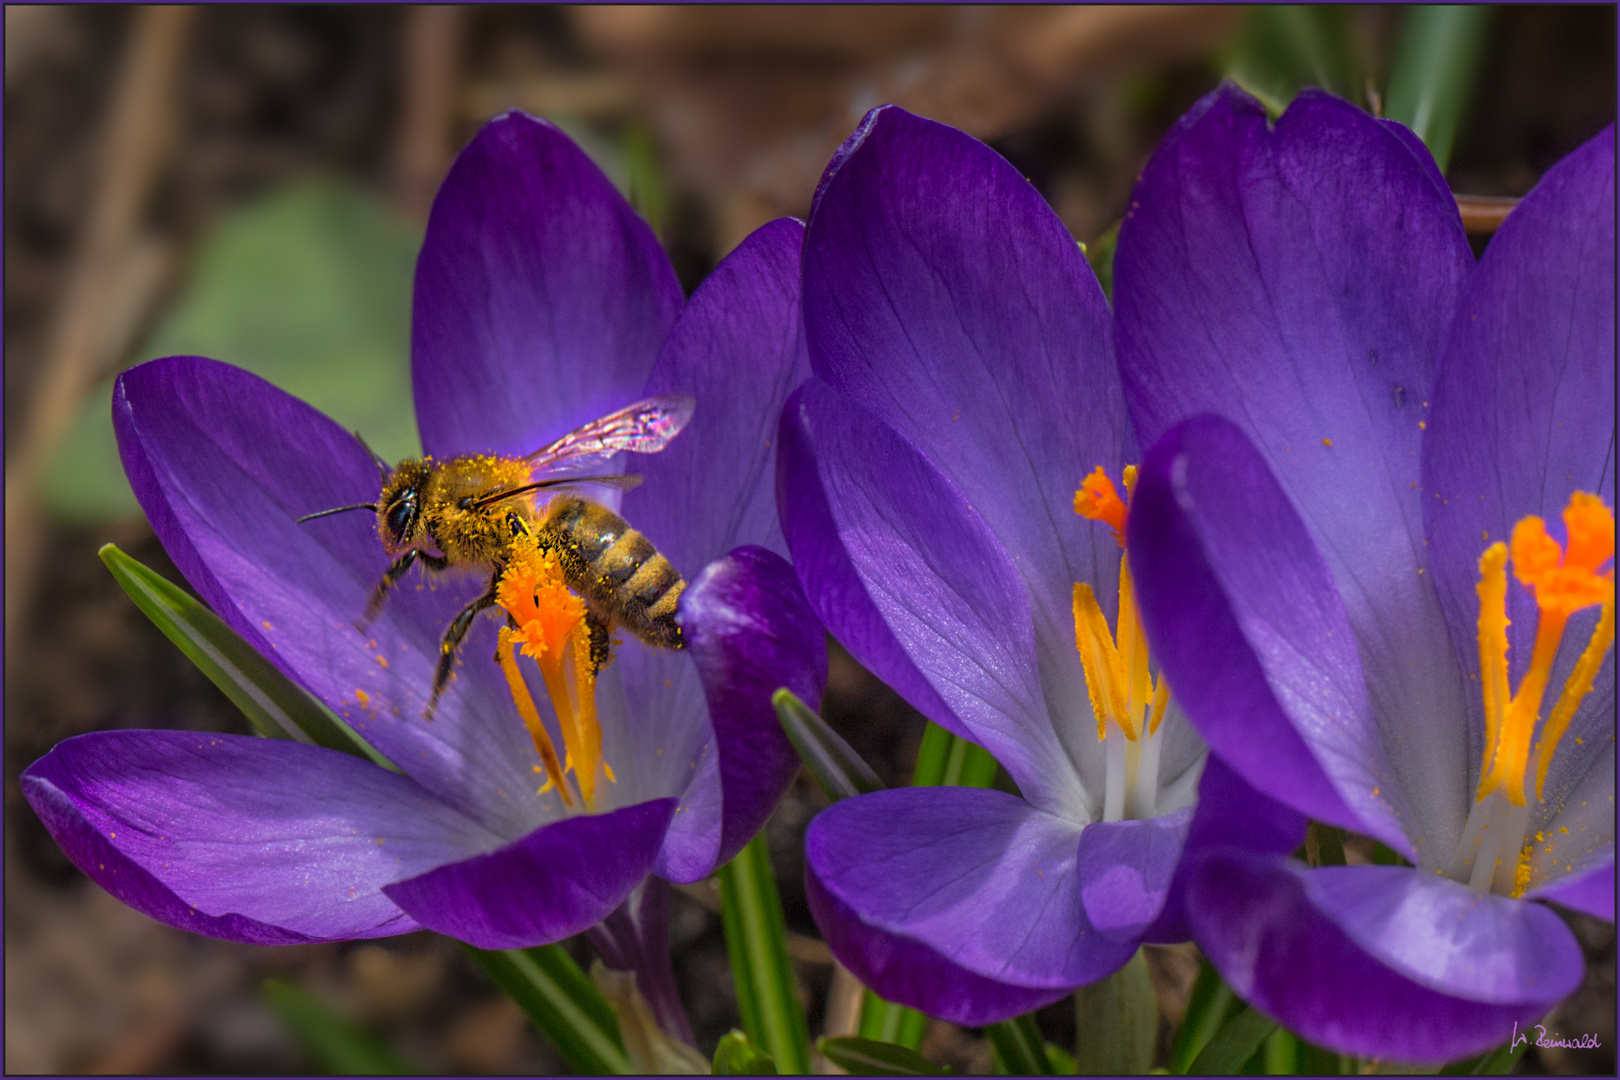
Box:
625;121;669;241
719;832;812;1074
819;1036;950;1076
858;991;929;1053
987;1014;1055;1075
774;688;884;803
1225;6;1363;116
1073;949;1156;1074
263;978;413;1075
1084;221;1120;306
45;180;421;522
1383;6;1489;172
1187;1007;1277;1075
99;543;391;766
1437;1030;1534;1075
1170;958;1243;1073
716;1029;779;1075
464;943;632;1075
1307;822;1347;867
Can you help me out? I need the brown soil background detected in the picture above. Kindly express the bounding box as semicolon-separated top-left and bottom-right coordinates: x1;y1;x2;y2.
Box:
5;6;1614;1074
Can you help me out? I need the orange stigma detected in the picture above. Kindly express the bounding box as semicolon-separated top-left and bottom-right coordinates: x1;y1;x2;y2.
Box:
496;538;613;809
1075;466;1130;546
1474;492;1615;807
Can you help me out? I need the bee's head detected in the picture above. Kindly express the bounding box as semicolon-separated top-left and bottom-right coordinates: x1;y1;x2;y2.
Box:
378;459;432;551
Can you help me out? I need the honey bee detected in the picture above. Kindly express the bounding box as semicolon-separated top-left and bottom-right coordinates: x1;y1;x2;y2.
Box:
298;394;695;713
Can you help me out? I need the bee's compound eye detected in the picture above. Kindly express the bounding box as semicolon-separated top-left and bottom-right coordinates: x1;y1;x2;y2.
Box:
386;496;416;541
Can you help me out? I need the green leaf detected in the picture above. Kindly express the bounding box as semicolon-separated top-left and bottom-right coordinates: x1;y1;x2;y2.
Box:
262;978;413;1075
624;121;669;242
1225;6;1363;117
1370;840;1412;867
45;180;421;522
715;1029;779;1075
464;944;632;1075
718;832;812;1074
1170;960;1242;1073
1186;1007;1278;1075
1383;6;1489;173
1084;221;1120;305
774;688;883;802
1307;822;1347;867
1437;1030;1534;1075
1073;949;1157;1074
1043;1042;1077;1076
911;722;998;789
99;543;390;766
987;1014;1054;1075
1261;1026;1298;1073
858;992;930;1053
819;1036;950;1076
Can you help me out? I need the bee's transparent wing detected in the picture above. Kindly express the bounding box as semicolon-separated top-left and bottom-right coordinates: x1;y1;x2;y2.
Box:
522;393;695;475
469;473;642;512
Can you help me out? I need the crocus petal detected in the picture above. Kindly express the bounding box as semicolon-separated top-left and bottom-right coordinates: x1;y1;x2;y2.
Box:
616;218;812;880
1144;754;1307;944
804;105;1123;747
805;786;1135;1025
114;356;551;837
657;546;828;881
412;110;683;459
383;797;677;950
21;731;503;944
1188;852;1585;1063
779;380;1087;818
1074;808;1192;942
1528;854;1617;921
1116;85;1476;847
1423;123;1616;797
1130;416;1415;855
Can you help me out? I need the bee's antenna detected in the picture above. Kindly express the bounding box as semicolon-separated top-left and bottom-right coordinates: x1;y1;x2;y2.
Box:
353;431;391;481
296;503;378;523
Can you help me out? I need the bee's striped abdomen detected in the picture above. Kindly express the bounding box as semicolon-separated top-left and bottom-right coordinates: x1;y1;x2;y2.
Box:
541;496;686;652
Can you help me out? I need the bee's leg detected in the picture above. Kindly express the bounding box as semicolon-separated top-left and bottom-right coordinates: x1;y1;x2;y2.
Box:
585;611;614;676
426;574;500;718
362;549;448;626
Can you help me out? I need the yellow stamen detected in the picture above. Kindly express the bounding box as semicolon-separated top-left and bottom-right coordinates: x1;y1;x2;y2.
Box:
1147;674;1171;737
497;625;573;809
1117;555;1153;734
1075;467;1128;547
497;539;610;808
1073;582;1134;740
1474;493;1615;807
1473;543;1511;801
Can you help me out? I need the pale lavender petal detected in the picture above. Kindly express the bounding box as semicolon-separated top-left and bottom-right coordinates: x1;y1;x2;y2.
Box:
21;731;503;944
805;786;1136;1025
1074;808;1191;942
1422;123;1615;806
1189;852;1585;1063
1117;85;1476;850
114;356;553;837
778;380;1087;818
1144;754;1307;944
1528;855;1616;921
658;546;827;881
1130;416;1415;854
412;110;682;459
384;797;676;950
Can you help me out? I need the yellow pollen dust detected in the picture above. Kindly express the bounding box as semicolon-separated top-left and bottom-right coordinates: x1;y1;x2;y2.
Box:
1072;466;1168;744
495;538;613;809
1474;492;1615;807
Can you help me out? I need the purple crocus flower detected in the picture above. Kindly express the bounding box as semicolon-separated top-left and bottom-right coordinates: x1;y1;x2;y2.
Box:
776;106;1245;1025
1119;85;1614;1062
22;113;823;956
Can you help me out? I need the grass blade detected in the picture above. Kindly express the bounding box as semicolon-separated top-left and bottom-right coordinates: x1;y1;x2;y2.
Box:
1383;5;1490;172
263;978;412;1075
719;832;812;1074
1186;1007;1278;1075
774;688;883;802
987;1014;1054;1075
1170;957;1242;1072
859;991;929;1052
715;1029;779;1075
100;543;388;767
819;1036;950;1076
464;943;632;1075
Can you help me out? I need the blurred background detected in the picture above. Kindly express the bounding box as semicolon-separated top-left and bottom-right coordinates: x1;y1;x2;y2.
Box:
4;5;1614;1073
